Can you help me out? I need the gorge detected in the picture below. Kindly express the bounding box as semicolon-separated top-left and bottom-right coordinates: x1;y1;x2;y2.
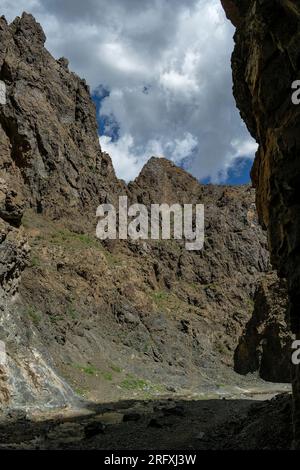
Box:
0;4;298;450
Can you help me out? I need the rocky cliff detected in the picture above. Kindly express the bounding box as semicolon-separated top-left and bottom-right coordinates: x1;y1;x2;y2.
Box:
0;12;291;418
0;12;124;408
221;0;300;447
0;13;125;223
234;273;290;382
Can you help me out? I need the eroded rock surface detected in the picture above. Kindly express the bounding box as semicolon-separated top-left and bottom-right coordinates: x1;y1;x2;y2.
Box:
0;13;125;223
234;273;291;382
221;0;300;446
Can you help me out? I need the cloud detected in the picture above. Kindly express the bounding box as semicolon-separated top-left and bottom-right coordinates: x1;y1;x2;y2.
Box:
101;131;198;182
231;138;258;159
1;0;257;183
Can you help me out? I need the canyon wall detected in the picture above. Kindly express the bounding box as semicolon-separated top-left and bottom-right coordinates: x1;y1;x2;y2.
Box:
221;0;300;447
0;11;292;411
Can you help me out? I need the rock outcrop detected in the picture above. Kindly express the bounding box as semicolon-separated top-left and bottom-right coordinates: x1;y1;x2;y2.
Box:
234;273;290;382
17;156;278;400
0;13;125;224
221;0;300;447
0;12;122;409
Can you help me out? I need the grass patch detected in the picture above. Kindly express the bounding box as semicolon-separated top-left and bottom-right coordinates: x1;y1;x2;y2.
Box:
74;387;87;397
120;375;165;396
120;377;148;391
204;283;218;291
49;314;63;324
49;229;100;249
30;255;41;267
22;210;125;275
110;364;122;373
66;304;79;320
150;289;186;315
246;298;255;311
73;364;113;381
26;306;42;325
151;290;172;307
142;342;151;354
152;291;169;301
102;371;113;381
103;251;121;267
74;364;99;376
22;212;36;229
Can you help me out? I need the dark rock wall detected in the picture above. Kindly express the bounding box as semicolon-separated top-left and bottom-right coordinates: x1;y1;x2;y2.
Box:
221;0;300;446
234;273;290;383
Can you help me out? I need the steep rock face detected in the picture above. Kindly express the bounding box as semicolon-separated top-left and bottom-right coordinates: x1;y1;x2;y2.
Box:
0;13;125;224
0;165;28;404
17;157;279;400
130;158;271;342
0;13;125;409
234;273;290;382
0;175;76;409
0;174;28;311
221;0;300;445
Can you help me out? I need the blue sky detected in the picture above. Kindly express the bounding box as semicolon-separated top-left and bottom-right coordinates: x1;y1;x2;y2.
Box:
1;0;257;185
224;158;253;185
93;88;254;185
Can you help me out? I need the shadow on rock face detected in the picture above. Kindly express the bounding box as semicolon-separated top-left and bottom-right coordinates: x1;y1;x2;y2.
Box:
234;274;292;383
0;393;292;450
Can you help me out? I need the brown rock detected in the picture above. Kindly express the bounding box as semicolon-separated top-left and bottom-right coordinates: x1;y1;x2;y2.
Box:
221;0;300;446
234;273;291;383
0;12;125;224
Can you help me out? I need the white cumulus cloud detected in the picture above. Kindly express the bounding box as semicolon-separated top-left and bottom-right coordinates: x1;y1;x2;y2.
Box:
1;0;257;182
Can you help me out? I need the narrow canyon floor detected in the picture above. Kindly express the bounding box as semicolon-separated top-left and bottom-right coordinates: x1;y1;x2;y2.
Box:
0;381;292;450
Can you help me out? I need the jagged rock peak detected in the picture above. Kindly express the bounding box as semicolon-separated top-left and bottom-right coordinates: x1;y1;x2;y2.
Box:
0;13;124;222
9;12;46;45
129;157;203;205
136;156;199;184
